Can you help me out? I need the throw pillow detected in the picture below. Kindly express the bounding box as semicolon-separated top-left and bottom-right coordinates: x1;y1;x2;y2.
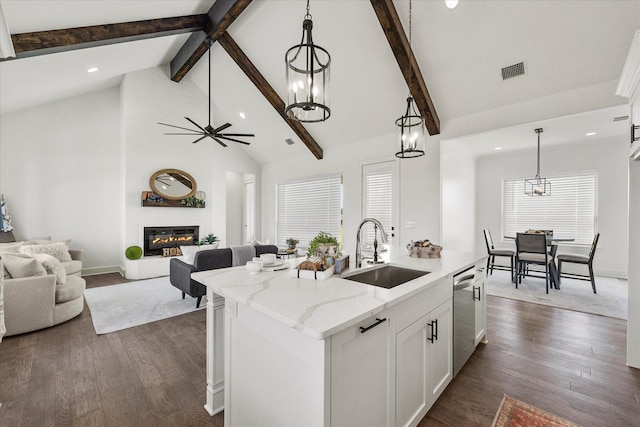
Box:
0;270;5;342
19;242;72;262
2;254;47;278
0;241;24;254
32;253;67;285
1;261;10;279
180;245;204;265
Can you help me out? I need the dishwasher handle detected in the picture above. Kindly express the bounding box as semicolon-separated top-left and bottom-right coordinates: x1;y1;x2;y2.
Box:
453;274;474;291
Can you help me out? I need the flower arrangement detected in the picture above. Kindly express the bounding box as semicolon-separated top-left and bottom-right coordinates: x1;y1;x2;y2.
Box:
286;237;299;250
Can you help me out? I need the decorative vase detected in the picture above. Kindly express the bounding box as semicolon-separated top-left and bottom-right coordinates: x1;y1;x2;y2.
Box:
125;245;143;260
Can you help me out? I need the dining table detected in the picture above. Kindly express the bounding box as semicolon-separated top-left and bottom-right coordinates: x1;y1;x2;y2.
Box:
504;234;575;288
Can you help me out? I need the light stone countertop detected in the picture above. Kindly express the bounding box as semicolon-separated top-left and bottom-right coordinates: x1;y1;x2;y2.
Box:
192;246;485;340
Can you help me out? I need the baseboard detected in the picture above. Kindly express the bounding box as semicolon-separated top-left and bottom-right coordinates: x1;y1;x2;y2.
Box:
81;265;124;277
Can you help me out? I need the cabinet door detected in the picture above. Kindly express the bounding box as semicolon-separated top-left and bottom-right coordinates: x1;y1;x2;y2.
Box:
331;313;393;427
428;299;453;404
474;266;487;346
396;315;429;427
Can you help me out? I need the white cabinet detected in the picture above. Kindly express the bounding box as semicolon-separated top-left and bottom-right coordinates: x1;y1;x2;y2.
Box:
395;299;452;427
331;311;394;427
473;263;487;346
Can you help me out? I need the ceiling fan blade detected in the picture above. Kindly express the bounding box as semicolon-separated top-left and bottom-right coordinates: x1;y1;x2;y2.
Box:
185;117;207;133
192;135;208;144
158;122;200;133
212;136;228;147
214;123;232;133
217;135;251;146
164;132;204;135
218;133;255;137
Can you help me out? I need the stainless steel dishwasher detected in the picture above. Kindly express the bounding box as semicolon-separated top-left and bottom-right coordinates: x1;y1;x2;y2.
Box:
453;266;476;377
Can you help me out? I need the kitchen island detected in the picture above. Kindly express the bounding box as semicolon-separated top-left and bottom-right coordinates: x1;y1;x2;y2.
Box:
193;247;486;427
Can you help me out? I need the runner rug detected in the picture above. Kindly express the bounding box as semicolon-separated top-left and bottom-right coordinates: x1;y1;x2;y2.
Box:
492;395;582;427
84;276;206;334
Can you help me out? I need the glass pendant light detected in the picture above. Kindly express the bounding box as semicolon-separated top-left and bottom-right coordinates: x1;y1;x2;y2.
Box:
285;0;331;123
396;0;425;159
524;128;551;196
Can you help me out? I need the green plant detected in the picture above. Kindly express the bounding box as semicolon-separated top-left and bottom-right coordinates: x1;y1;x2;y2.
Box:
197;233;219;246
307;231;340;258
125;245;143;260
181;195;205;208
286;237;299;248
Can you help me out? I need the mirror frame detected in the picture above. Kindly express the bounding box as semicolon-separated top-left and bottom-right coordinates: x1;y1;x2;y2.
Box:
149;168;197;200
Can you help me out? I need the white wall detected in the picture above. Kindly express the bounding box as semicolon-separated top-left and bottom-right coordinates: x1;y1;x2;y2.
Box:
226;171;243;246
0;88;122;273
475;137;629;277
441;141;476;253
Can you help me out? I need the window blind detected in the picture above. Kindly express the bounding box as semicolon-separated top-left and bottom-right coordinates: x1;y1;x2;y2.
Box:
362;166;393;247
502;172;597;245
276;174;343;248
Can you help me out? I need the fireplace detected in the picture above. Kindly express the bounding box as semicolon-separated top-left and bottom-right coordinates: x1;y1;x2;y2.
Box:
143;226;199;257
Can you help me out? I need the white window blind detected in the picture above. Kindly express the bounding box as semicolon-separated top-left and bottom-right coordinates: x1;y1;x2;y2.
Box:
362;164;393;247
277;174;343;248
502;172;597;245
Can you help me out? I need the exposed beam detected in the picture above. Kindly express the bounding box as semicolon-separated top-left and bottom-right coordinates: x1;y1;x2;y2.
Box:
218;31;324;160
370;0;440;135
6;15;207;60
170;0;252;82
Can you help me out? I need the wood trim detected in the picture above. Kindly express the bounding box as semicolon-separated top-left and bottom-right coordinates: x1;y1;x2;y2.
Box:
218;31;324;160
6;15;207;59
370;0;440;135
170;0;253;82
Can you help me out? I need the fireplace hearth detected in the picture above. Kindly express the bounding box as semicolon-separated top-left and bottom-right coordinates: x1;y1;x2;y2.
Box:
143;226;199;257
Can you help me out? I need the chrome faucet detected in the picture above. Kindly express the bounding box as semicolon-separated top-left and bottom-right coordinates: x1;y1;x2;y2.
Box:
355;218;389;268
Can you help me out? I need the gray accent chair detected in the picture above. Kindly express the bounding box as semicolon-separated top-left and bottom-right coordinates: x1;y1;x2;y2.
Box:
169;244;279;307
557;233;600;293
483;229;515;281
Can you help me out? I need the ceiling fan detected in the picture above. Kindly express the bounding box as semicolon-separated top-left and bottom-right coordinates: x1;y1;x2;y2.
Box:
158;40;254;147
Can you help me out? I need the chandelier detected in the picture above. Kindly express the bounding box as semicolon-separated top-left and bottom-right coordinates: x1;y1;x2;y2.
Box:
285;0;331;122
524;128;551;196
395;0;425;158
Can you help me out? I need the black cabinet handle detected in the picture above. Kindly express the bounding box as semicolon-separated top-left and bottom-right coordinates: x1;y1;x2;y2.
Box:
632;124;639;144
427;319;438;343
473;286;481;301
360;317;387;334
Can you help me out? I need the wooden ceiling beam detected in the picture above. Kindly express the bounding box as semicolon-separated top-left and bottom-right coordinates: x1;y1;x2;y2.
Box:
170;0;252;82
6;15;207;60
218;31;323;160
370;0;440;135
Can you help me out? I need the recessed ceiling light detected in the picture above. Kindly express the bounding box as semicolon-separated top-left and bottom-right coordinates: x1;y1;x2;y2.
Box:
445;0;459;9
585;132;597;136
494;147;503;150
239;112;246;119
87;67;98;73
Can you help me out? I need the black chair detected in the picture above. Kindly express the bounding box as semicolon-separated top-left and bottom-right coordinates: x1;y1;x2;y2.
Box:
483;229;515;281
515;232;557;294
557;233;600;294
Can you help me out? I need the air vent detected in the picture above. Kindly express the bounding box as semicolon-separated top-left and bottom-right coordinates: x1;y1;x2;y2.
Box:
285;138;295;145
613;115;629;122
501;62;526;80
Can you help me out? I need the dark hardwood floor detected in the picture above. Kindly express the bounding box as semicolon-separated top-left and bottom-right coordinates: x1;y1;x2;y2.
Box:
1;273;638;426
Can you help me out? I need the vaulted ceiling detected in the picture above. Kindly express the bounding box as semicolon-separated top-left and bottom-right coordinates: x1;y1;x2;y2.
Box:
1;0;639;164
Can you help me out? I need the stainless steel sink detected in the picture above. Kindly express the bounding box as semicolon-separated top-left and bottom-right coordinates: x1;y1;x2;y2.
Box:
342;265;430;289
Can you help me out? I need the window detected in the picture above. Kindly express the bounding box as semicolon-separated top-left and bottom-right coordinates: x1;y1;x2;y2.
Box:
502;172;597;245
362;162;396;247
277;174;343;248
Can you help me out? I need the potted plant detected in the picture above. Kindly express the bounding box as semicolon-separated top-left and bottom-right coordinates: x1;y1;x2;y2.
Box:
196;233;220;248
307;231;340;259
181;195;205;208
286;237;299;251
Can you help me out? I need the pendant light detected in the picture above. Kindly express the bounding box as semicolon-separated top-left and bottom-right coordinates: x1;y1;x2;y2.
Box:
524;128;551;196
395;0;425;159
285;0;331;122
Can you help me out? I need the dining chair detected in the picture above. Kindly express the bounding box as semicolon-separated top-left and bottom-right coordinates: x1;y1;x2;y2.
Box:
557;233;600;293
515;232;555;294
483;229;515;281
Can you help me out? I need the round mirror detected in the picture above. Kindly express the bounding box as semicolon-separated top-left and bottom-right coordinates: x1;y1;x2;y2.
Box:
149;169;197;200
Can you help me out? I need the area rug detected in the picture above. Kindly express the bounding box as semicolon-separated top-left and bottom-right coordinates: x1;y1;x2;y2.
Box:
486;269;627;320
492;395;582;427
84;276;206;334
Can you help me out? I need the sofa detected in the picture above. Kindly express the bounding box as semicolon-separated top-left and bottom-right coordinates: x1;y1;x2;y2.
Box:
1;240;85;336
170;244;279;307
